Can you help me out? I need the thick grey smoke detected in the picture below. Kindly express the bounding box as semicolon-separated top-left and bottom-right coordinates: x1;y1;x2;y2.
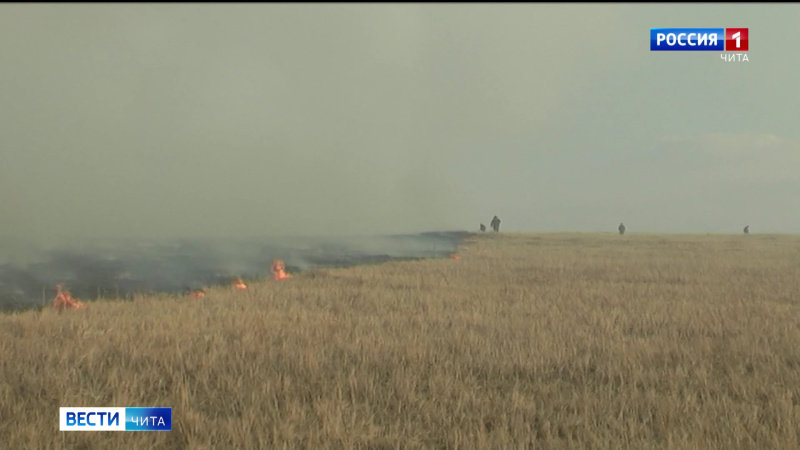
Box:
1;4;798;309
0;232;469;311
5;5;795;240
0;4;626;241
0;5;510;310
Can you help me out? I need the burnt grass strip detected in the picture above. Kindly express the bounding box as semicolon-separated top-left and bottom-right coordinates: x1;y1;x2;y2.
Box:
0;231;473;313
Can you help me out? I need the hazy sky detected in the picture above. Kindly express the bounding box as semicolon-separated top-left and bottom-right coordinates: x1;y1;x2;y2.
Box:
1;4;797;243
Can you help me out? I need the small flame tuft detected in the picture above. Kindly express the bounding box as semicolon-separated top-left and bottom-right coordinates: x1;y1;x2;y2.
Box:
234;278;247;290
52;285;87;311
271;260;292;280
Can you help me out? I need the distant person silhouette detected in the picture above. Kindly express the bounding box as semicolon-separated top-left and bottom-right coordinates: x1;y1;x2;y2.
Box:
618;223;626;235
480;224;486;232
491;216;501;233
743;225;749;234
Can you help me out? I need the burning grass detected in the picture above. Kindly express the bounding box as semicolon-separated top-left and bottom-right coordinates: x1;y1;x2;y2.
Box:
0;232;471;313
2;233;800;449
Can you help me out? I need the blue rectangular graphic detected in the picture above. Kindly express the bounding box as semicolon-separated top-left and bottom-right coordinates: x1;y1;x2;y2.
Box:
124;407;172;431
650;28;724;51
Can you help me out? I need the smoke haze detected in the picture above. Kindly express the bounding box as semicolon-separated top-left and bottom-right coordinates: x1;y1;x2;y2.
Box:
0;232;469;311
2;4;797;310
2;4;798;241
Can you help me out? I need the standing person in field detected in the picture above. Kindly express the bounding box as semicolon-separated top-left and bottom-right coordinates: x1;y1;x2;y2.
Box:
618;223;626;235
491;216;501;233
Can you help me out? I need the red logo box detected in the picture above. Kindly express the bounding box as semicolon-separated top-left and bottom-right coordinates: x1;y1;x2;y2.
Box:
725;28;748;51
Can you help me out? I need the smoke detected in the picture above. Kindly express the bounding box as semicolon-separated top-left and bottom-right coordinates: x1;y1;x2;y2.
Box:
1;5;509;311
3;5;797;238
0;232;470;312
4;4;794;304
0;4;625;242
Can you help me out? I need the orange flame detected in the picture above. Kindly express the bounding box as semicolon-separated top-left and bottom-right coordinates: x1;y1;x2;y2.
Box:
52;284;87;311
450;254;461;260
234;278;247;290
189;289;206;299
271;259;291;280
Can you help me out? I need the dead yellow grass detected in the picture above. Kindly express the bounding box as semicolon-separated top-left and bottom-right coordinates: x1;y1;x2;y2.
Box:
2;233;800;450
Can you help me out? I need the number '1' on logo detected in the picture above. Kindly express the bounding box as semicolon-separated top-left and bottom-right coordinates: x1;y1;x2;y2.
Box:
725;28;748;51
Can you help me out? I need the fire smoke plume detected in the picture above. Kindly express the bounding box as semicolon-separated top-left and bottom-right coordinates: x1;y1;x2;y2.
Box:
0;231;470;312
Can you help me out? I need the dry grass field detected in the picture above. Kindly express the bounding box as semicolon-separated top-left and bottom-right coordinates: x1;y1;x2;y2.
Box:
2;232;800;450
